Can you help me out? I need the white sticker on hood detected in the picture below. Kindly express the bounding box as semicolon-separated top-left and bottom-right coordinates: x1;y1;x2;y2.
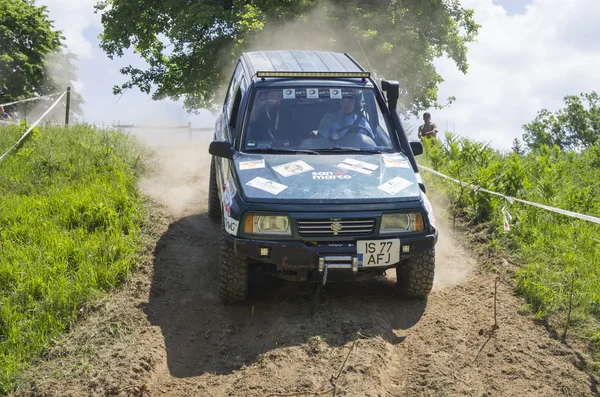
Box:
246;177;288;195
378;177;413;195
338;158;379;175
239;159;265;170
382;155;410;168
273;160;314;177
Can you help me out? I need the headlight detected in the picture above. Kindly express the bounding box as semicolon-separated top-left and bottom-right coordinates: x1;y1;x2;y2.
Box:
244;214;291;235
380;213;424;234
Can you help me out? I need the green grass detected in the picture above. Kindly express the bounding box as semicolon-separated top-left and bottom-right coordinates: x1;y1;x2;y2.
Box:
0;123;148;392
418;133;600;361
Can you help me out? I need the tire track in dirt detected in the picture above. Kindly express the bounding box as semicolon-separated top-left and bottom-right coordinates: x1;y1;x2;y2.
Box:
13;139;599;396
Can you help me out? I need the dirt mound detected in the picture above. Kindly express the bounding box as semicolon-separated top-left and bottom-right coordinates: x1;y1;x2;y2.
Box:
12;139;599;397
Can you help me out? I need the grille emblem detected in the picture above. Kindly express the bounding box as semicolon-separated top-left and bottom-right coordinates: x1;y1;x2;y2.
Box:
330;222;343;235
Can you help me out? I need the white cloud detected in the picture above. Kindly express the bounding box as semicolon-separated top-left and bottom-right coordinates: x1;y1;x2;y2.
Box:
37;0;101;59
407;0;600;150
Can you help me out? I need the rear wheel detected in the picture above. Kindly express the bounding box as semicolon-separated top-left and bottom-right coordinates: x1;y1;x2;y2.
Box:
219;225;249;303
396;249;435;298
208;157;221;221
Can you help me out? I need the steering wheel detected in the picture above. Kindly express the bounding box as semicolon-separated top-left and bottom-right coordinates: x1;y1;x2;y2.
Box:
329;124;374;145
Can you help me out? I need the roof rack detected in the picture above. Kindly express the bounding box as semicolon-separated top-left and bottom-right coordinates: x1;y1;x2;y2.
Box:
255;71;370;79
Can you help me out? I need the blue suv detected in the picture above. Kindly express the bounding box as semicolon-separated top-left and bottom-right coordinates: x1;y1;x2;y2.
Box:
208;50;438;303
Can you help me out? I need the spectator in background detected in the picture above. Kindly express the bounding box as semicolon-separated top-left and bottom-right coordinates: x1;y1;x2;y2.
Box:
0;106;11;120
418;112;438;141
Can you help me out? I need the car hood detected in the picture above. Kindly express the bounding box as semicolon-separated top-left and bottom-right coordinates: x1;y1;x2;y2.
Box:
233;152;422;202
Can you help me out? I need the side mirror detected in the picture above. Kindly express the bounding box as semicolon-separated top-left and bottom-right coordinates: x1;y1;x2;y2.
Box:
381;80;399;110
209;140;234;159
410;140;423;156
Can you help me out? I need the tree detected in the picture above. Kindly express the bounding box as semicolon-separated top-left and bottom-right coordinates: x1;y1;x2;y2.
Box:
0;0;62;103
95;0;480;115
511;137;523;155
523;92;600;152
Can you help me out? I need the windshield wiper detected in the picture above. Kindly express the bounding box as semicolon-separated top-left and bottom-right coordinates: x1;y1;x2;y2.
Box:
314;147;384;153
244;147;320;155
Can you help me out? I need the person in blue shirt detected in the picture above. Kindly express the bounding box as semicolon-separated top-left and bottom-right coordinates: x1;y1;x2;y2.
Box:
317;90;373;142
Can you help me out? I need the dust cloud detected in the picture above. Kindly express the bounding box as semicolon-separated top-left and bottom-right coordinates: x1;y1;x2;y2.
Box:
429;194;476;291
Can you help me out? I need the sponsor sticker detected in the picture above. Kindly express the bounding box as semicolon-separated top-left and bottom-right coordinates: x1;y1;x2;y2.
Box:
223;176;237;216
422;192;437;229
338;158;379;175
382;155;410;168
273;160;314;177
312;171;352;180
246;177;288;195
239;159;265;170
283;89;295;99
307;88;319;99
224;214;239;236
378;177;413;195
330;88;342;99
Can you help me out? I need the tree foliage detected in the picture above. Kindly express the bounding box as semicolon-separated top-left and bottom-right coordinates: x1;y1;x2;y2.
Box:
0;0;83;120
523;91;600;152
95;0;480;115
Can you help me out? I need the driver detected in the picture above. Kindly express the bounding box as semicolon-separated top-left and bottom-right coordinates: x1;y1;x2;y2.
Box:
317;90;373;142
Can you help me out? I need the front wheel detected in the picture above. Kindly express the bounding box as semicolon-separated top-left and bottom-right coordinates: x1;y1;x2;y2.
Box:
396;249;435;298
219;226;249;303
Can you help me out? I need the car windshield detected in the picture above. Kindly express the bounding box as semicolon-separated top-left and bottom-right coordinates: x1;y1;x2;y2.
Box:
241;87;396;152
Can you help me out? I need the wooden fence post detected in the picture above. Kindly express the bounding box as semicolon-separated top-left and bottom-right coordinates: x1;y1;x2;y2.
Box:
65;87;71;126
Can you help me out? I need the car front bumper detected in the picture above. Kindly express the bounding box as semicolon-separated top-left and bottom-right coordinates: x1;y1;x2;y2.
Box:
223;232;438;281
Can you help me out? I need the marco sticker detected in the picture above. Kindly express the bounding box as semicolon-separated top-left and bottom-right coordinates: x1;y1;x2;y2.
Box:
378;177;413;195
273;160;314;177
338;158;379;175
246;177;288;195
312;171;351;180
330;89;342;99
239;159;265;170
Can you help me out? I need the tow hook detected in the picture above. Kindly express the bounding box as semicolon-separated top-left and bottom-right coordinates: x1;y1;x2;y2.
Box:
318;256;359;286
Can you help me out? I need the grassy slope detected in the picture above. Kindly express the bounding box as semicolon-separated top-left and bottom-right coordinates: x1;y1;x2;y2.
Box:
418;133;600;364
0;123;148;392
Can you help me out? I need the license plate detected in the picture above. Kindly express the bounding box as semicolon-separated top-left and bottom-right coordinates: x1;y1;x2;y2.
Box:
356;239;400;267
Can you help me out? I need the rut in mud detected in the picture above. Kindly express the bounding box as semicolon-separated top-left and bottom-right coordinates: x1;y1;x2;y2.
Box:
13;138;599;397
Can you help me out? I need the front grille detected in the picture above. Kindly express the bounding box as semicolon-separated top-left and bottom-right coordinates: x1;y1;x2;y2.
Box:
297;218;375;237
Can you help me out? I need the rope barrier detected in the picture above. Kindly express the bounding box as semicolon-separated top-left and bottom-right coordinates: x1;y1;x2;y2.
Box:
0;92;65;108
419;164;600;225
0;91;67;163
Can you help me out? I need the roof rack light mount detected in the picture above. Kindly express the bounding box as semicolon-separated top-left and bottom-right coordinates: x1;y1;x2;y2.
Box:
255;71;370;79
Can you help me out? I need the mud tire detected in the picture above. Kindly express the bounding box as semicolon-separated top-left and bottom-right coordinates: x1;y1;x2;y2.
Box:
396;249;435;298
219;225;249;303
208;157;221;221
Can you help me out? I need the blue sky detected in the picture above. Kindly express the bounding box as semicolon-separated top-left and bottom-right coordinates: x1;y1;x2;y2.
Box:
36;0;599;150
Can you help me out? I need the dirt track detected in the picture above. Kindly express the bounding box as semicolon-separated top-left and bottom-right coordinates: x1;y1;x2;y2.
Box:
13;139;600;397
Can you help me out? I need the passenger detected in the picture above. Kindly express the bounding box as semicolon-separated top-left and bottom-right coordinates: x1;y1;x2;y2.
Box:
246;90;295;143
317;90;373;142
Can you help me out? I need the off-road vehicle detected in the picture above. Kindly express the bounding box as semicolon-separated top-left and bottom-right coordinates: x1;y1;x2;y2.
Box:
208;50;438;303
